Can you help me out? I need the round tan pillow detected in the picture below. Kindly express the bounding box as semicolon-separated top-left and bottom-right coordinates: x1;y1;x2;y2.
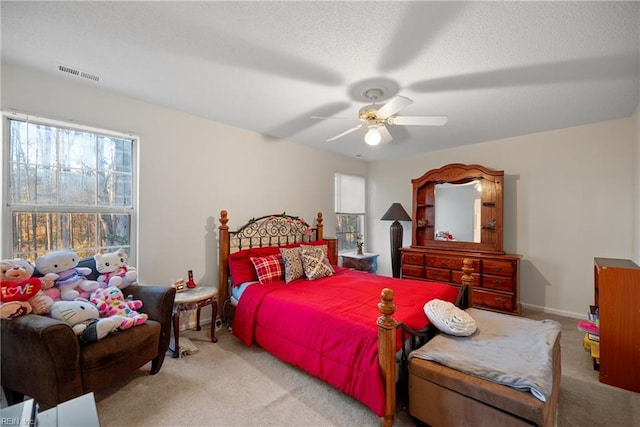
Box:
423;299;477;336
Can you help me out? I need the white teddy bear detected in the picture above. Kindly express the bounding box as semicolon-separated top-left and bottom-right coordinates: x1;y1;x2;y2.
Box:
94;248;138;289
35;249;100;301
50;300;125;343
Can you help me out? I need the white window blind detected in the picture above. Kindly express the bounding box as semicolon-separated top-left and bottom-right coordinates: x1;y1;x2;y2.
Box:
335;173;365;214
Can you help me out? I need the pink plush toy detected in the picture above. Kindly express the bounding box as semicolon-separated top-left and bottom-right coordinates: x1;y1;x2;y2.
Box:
90;286;148;330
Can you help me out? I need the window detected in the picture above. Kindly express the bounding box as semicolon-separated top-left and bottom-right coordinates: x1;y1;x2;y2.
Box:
335;173;365;253
2;113;137;263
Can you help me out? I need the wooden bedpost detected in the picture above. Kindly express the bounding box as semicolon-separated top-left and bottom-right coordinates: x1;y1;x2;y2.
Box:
316;211;324;240
461;258;474;308
377;288;397;427
218;210;230;320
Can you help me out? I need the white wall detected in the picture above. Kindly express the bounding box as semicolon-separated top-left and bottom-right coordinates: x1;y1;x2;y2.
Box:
1;63;366;289
369;118;635;318
632;103;640;265
3;63;637;320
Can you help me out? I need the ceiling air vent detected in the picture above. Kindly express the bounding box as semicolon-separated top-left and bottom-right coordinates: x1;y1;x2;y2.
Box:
57;64;100;82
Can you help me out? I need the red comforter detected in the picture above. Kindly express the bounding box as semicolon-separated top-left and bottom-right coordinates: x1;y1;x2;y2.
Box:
233;268;459;416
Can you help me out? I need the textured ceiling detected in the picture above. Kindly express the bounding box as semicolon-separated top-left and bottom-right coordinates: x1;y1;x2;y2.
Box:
2;1;639;161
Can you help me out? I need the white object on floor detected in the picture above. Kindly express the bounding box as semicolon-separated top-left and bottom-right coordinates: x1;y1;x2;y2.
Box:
169;336;199;358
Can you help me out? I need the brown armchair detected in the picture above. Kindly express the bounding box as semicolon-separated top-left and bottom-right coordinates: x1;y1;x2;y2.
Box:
1;258;176;408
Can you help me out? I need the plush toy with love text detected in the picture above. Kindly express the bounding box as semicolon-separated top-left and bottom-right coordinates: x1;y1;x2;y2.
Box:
0;259;55;319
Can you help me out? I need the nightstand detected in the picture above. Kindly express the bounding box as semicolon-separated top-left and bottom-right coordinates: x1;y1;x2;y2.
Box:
340;253;379;274
172;286;218;358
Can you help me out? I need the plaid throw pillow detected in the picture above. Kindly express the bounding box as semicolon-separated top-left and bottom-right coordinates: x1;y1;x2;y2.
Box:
250;255;284;284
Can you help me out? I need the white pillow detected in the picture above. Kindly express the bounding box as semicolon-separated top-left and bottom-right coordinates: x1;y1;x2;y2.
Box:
423;299;477;336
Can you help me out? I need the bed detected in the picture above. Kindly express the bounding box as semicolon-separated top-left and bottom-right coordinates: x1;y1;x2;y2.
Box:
217;211;474;426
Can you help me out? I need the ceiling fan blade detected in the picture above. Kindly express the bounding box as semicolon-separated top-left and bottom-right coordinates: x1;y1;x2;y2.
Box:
376;95;413;119
311;116;359;120
326;124;363;142
390;116;448;126
379;125;393;144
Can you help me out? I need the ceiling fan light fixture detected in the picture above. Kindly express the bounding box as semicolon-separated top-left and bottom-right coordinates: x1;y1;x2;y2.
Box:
364;124;382;146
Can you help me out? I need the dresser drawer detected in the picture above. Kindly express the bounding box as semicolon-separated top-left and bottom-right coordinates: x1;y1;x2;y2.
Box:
402;264;424;279
481;274;515;292
482;260;515;277
473;289;515;312
426;256;462;270
402;252;424;266
451;271;480;286
425;267;451;282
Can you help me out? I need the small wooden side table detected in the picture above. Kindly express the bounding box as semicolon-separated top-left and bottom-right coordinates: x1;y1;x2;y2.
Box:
340;253;380;274
172;286;218;358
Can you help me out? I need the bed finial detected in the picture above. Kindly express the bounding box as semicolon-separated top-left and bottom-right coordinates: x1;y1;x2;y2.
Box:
220;210;228;227
377;288;396;427
219;210;230;321
316;212;324;240
378;288;396;321
461;258;474;308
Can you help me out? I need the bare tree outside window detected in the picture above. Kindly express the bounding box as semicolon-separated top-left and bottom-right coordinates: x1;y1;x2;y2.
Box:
4;116;136;263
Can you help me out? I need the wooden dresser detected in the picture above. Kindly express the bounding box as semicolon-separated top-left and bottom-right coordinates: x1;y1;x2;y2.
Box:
401;248;520;314
594;257;640;392
402;163;521;315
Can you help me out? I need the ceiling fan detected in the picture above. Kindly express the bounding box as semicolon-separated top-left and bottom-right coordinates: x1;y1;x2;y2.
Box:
312;88;448;146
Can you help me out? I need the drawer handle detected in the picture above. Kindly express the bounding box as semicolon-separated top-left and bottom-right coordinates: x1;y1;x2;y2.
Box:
492;280;502;286
494;297;507;303
492;266;503;272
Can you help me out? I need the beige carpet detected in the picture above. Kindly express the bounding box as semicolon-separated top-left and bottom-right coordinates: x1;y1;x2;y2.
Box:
94;310;640;427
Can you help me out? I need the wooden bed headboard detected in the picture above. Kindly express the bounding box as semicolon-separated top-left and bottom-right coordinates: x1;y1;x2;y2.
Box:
218;210;337;319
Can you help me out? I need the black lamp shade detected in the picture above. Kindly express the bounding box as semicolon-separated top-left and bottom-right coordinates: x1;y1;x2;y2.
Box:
381;203;411;278
381;203;412;221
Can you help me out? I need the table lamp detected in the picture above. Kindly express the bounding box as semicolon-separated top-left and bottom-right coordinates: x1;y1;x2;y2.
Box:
381;203;412;278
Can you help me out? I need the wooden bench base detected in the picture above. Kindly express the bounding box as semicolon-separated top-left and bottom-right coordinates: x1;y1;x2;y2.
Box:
409;333;560;427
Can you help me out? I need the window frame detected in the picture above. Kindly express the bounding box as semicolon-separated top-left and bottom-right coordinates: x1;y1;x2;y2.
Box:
1;111;139;263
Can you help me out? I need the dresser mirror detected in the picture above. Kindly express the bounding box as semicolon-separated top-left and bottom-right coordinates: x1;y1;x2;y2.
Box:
434;182;482;243
411;163;504;253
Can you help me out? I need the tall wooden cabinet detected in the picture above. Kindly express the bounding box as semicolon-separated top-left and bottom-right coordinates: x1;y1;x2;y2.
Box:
594;257;640;392
400;164;521;315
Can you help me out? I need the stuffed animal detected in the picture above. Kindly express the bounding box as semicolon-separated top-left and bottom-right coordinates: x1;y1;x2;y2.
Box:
90;286;147;330
0;259;55;319
35;250;100;301
94;248;138;289
50;300;125;343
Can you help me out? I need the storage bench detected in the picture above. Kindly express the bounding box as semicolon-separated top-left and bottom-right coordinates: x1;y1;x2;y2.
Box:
408;309;561;427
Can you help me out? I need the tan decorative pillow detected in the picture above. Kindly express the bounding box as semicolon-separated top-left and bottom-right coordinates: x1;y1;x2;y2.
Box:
280;247;304;283
300;246;334;280
300;244;333;271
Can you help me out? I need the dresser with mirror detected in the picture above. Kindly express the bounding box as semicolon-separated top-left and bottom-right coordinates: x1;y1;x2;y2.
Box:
400;163;520;315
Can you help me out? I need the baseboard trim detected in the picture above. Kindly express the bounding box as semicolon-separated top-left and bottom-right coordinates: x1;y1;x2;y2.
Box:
521;303;585;320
